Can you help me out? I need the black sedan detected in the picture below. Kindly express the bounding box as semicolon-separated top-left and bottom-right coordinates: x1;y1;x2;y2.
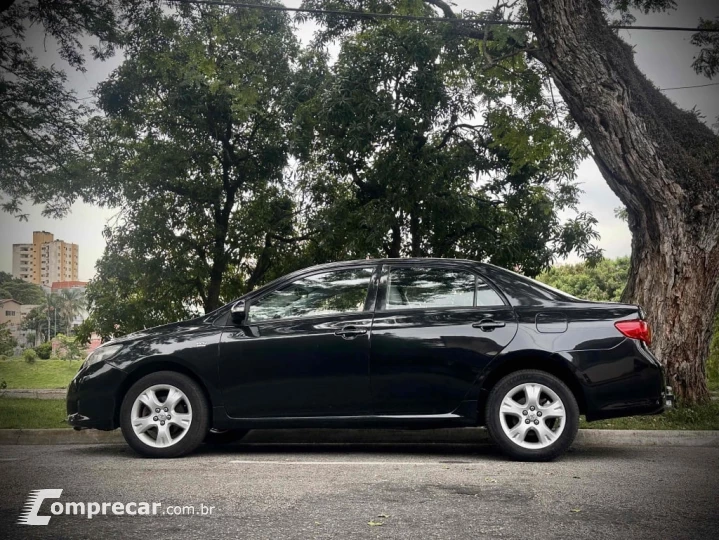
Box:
67;258;673;461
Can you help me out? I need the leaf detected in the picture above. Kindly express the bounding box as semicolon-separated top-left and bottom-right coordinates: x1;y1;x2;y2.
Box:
570;508;582;513
368;521;385;526
377;514;390;518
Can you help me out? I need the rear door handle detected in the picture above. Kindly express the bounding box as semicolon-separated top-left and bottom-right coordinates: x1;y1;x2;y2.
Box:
334;325;369;339
472;319;506;331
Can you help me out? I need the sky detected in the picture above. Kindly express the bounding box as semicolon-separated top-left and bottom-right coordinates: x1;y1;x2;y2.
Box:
0;0;717;281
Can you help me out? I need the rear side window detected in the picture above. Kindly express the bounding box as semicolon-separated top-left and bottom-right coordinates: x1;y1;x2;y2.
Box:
385;267;503;309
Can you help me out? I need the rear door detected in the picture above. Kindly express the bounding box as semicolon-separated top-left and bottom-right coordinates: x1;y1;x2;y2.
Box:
369;262;518;415
219;264;379;418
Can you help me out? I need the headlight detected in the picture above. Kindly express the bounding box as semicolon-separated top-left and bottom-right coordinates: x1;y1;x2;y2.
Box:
83;344;124;369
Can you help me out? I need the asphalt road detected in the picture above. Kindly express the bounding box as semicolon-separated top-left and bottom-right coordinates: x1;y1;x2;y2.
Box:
1;441;718;539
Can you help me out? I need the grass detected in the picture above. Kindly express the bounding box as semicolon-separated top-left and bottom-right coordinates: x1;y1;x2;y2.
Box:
0;398;69;429
580;400;719;430
0;358;80;389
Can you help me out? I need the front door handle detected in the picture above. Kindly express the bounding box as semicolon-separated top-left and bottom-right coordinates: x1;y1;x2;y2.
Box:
472;319;506;331
334;325;369;339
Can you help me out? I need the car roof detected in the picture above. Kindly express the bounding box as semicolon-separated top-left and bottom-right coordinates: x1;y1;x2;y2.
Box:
247;257;584;307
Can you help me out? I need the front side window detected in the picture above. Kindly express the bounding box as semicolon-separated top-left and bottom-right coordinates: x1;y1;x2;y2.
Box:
385;266;503;309
248;267;375;322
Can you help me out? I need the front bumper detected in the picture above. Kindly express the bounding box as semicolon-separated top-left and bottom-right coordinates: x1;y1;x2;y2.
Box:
66;361;127;431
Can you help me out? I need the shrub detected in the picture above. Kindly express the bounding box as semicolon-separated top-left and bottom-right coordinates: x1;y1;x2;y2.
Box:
54;333;84;360
23;349;38;363
0;354;7;361
34;342;52;360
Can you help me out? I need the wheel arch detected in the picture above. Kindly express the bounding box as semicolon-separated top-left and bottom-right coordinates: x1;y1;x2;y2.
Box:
113;356;214;427
477;352;588;422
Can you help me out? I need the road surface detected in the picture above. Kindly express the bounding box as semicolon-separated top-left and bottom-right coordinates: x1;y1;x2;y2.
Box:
1;439;717;539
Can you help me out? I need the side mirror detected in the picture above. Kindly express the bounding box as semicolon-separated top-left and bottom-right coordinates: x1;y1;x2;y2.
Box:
230;300;246;325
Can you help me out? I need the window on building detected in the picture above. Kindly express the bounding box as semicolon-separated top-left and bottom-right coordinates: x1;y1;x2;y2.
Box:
5;310;16;317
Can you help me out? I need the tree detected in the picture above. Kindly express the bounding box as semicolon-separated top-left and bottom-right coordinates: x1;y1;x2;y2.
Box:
80;3;306;337
58;288;85;334
301;0;719;403
0;0;156;217
0;272;45;304
22;293;69;342
537;257;630;302
0;322;17;356
295;19;599;274
523;0;718;403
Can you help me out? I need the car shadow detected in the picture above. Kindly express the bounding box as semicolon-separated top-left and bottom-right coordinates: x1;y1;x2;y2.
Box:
67;431;640;462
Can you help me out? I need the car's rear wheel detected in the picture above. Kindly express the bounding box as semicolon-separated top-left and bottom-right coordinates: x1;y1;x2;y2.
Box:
120;371;209;458
204;429;250;445
485;369;579;461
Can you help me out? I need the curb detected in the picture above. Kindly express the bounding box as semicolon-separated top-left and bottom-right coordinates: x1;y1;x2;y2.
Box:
1;427;718;447
0;389;66;400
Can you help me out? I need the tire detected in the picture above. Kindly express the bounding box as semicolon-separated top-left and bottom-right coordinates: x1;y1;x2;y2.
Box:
204;429;250;445
120;371;209;458
485;369;579;462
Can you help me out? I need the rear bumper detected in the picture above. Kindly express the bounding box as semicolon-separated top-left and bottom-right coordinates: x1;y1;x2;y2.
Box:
564;339;671;422
66;362;127;431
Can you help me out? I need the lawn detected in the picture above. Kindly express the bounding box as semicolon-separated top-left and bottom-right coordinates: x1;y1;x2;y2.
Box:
0;358;80;389
0;398;69;429
580;400;719;430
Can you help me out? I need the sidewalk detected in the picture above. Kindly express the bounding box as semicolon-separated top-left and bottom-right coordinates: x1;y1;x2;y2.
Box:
0;389;66;400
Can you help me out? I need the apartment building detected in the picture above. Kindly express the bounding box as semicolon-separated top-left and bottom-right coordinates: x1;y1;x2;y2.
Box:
12;231;79;287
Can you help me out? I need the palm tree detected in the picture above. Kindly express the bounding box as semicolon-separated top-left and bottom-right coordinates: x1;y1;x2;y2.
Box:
58;288;86;335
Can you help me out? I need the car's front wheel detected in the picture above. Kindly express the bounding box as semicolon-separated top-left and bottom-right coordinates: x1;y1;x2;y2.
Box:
120;371;209;458
485;369;579;461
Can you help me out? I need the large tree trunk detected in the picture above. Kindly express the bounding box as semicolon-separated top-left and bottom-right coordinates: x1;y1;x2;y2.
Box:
526;0;719;403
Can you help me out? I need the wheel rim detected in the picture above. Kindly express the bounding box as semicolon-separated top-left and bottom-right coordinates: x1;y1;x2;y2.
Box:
130;384;193;448
498;383;566;450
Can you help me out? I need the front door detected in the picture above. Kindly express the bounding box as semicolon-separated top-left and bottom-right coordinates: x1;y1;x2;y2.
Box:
219;265;378;418
370;262;518;415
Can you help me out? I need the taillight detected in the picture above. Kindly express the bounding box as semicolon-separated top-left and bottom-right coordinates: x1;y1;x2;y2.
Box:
614;319;652;345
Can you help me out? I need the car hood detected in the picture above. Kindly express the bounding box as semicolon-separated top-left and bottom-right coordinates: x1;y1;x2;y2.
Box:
107;318;206;345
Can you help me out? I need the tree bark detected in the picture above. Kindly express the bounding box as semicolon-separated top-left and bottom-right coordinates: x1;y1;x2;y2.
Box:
525;0;719;403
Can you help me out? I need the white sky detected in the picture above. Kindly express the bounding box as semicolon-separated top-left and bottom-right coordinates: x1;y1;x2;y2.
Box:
0;0;717;280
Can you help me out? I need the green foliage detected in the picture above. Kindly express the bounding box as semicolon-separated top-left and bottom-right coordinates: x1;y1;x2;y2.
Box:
23;349;38;364
0;0;159;217
691;18;719;79
0;323;17;356
81;4;306;338
54;334;84;361
295;15;598;275
0;272;45;304
34;342;52;360
21;293;71;341
536;257;630;301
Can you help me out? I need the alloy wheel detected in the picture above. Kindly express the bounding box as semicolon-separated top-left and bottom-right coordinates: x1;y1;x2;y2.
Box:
498;383;566;449
130;384;193;448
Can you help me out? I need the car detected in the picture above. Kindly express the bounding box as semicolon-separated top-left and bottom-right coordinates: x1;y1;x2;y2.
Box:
67;258;674;461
